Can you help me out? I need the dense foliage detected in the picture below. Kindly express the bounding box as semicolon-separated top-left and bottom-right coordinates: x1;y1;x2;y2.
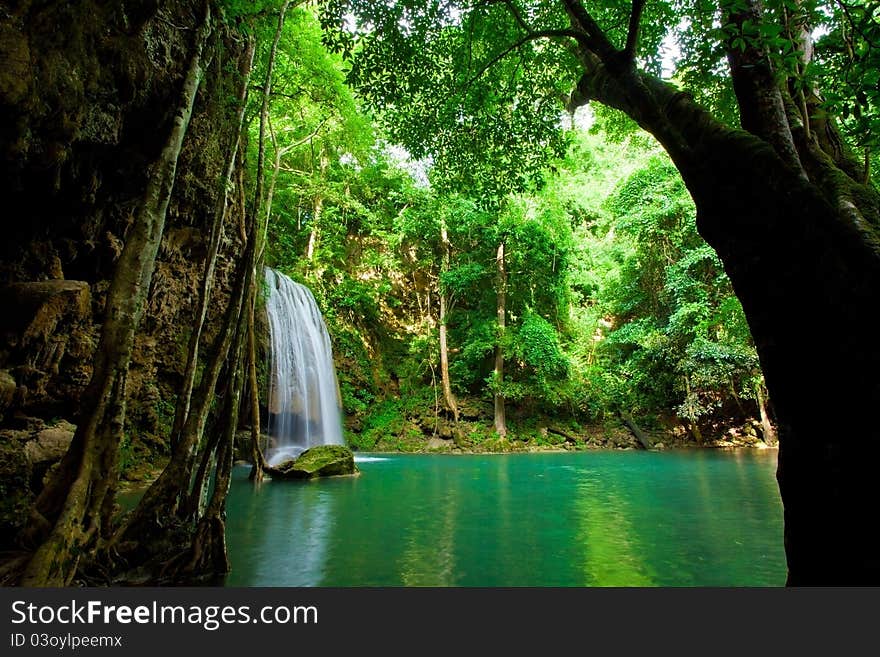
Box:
8;0;880;588
244;3;794;446
217;0;876;449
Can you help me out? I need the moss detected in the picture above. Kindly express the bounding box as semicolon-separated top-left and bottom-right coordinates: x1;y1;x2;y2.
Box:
352;399;406;450
270;445;358;479
154;395;176;437
0;23;32;107
0;440;34;545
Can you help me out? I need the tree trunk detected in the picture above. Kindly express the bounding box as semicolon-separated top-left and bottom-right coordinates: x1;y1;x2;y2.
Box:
756;382;777;447
684;375;704;445
244;2;290;482
246;283;268;481
182;308;247;579
688;420;704;445
263;116;327;262
691;144;880;585
185;421;220;520
306;203;320;262
494;241;507;438
620;411;652;449
169;36;255;453
439;216;459;423
20;3;214;586
307;151;329;264
116;229;251;545
264;117;284;251
782;0;866;184
723;0;805;176
439;294;458;422
253;0;291;228
563;0;880;581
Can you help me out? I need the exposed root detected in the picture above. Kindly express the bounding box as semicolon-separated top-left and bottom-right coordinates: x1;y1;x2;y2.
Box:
0;553;30;586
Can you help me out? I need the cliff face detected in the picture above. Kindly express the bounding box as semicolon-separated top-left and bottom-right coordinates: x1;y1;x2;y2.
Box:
0;0;247;540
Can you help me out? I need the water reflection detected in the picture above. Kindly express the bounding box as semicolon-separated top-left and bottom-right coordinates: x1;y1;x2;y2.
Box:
223;451;785;587
399;461;458;586
575;474;655;586
224;468;337;586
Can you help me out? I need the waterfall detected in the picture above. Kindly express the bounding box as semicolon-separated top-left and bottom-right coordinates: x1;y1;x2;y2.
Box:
264;268;344;466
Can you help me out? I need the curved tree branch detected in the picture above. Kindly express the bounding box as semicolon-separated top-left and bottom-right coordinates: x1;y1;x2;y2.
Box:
723;0;807;178
460;29;585;93
489;0;533;33
560;0;619;62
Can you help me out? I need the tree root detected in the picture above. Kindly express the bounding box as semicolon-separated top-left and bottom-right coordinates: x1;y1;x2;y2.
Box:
0;552;30;586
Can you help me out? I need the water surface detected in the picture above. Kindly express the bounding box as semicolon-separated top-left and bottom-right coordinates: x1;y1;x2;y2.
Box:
224;450;784;587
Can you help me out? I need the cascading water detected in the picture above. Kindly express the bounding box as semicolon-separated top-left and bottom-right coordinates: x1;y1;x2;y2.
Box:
264;268;344;466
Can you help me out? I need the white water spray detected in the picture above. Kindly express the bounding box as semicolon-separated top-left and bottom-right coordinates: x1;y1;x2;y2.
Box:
264;268;344;466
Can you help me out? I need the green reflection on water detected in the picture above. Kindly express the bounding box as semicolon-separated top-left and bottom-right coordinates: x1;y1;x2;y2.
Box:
223;450;784;587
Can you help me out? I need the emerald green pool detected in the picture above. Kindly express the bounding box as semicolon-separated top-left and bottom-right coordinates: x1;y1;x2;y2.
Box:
223;450;785;587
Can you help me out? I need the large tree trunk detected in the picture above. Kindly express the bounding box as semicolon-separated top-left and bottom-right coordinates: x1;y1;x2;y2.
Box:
19;3;214;586
564;0;880;583
688;131;880;585
494;241;507;438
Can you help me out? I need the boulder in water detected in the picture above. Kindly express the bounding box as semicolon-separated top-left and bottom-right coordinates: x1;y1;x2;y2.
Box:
268;445;359;480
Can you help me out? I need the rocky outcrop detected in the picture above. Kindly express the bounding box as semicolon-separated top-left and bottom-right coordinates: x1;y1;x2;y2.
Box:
24;422;75;473
0;434;33;545
0;419;76;544
0;1;247;462
0;3;252;563
0;370;16;420
267;445;359;480
426;437;452;450
0;281;92;417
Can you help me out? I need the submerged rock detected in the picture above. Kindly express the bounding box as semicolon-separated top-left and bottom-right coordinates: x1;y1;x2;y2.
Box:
268;445;359;480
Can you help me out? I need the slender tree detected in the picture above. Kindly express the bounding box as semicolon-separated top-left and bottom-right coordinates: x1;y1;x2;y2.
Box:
170;36;256;453
493;241;508;438
439;214;460;423
246;0;293;483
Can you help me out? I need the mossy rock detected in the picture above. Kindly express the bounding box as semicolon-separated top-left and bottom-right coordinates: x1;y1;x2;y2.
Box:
269;445;359;480
0;438;34;545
